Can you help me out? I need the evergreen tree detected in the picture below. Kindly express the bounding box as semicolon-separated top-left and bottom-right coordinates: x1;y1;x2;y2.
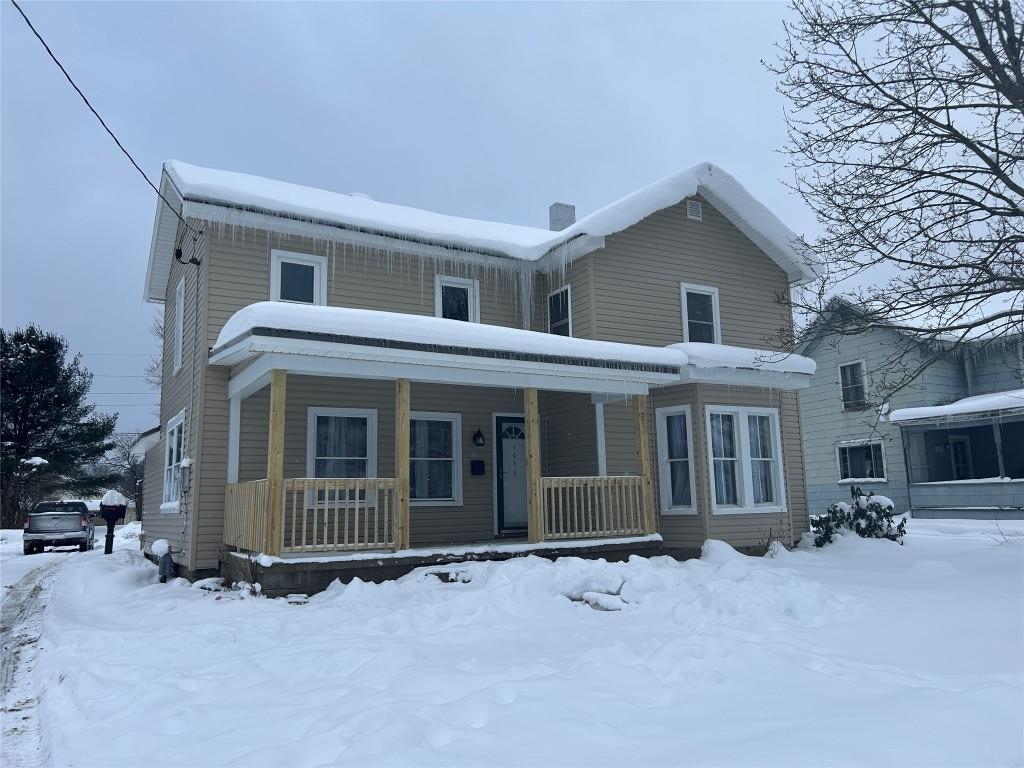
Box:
1;325;118;527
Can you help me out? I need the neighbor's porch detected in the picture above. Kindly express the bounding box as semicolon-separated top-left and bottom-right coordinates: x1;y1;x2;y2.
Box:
895;395;1024;518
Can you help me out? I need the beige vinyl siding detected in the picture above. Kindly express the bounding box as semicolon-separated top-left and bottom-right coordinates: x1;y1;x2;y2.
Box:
697;386;803;548
588;196;792;349
142;443;163;526
237;376;522;547
142;223;207;566
534;255;595;338
206;229;525;330
540;391;598;476
186;229;535;568
603;386;806;551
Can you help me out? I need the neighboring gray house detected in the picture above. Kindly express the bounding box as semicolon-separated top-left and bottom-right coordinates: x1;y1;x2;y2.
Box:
140;159;818;594
799;310;1024;519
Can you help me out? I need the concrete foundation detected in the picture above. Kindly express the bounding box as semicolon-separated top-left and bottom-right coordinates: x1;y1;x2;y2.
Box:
219;538;663;597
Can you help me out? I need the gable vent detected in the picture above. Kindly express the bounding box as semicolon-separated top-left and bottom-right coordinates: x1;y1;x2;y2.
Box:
686;199;703;221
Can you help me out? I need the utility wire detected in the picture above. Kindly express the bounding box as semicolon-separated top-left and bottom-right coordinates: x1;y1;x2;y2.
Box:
9;0;198;238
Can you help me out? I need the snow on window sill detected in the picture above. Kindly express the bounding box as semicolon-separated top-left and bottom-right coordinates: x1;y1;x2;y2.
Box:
159;501;181;514
837;478;888;485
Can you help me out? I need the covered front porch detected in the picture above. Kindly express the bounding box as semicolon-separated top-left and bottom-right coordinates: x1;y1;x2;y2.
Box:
891;389;1024;519
212;303;685;560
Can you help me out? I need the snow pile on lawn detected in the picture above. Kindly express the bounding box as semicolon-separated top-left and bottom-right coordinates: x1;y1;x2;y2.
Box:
214;301;688;369
889;388;1024;422
31;528;1023;767
166;161;812;279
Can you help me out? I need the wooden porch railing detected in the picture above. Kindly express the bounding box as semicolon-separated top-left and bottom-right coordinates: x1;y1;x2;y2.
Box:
540;476;648;540
224;479;269;552
283;478;397;553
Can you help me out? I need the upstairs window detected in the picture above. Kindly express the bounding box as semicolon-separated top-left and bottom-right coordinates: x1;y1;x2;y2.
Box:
410;412;462;504
435;275;480;322
547;286;572;337
172;278;184;374
840;361;867;410
680;283;721;344
271;250;327;305
837;442;886;482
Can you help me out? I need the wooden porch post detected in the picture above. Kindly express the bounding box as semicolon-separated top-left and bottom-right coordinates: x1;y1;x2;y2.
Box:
633;394;656;534
265;369;286;556
525;387;543;543
394;378;411;551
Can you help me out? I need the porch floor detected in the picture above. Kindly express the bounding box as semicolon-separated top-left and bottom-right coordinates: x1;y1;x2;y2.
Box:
222;534;663;596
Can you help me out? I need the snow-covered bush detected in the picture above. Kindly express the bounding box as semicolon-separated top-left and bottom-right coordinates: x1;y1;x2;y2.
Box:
811;486;906;547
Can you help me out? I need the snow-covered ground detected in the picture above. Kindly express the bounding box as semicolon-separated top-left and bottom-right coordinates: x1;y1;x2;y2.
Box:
3;520;1022;767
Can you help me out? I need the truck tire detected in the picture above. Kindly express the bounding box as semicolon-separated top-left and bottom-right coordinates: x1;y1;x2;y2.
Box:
79;541;89;552
23;544;34;555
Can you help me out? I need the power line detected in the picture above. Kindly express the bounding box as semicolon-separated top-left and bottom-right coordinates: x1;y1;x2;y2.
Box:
8;0;198;238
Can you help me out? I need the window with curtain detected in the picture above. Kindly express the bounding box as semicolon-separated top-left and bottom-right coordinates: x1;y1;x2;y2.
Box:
657;407;694;511
410;413;461;503
840;362;867;410
709;412;739;506
838;442;886;481
748;414;777;504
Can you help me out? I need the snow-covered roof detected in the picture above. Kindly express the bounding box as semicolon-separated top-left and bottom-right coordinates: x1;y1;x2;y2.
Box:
667;342;816;376
210;303;814;395
889;389;1024;424
146;160;813;302
213;302;687;371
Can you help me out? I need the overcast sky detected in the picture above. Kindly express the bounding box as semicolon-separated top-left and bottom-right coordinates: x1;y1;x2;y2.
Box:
2;1;815;432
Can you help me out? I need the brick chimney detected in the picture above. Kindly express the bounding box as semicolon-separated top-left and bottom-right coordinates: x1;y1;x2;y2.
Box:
548;202;576;231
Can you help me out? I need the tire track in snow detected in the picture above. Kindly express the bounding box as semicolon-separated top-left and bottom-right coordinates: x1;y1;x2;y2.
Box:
1;559;60;768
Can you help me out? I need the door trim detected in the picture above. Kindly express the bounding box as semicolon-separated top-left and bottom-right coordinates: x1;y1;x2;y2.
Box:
493;412;526;535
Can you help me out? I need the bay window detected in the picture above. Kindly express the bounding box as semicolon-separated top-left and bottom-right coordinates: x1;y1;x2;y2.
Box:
655;405;695;513
705;406;785;513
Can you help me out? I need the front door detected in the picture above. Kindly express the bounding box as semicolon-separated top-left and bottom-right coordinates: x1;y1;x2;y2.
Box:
495;415;527;533
949;436;974;480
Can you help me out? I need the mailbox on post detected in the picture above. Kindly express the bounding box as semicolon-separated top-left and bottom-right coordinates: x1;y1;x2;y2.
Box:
98;489;128;555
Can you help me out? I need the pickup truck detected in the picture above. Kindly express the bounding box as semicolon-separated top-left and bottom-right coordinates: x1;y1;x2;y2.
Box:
23;500;96;554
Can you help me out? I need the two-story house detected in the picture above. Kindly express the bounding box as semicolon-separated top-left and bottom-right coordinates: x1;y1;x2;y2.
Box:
799;301;1023;519
141;160;817;594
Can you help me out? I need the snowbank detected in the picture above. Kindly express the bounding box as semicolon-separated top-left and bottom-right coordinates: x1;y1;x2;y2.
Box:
890;388;1024;422
25;528;1023;767
166;161;813;279
214;301;689;369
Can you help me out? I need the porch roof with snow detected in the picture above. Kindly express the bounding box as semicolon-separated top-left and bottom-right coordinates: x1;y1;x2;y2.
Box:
145;160;815;302
889;389;1024;425
209;303;815;396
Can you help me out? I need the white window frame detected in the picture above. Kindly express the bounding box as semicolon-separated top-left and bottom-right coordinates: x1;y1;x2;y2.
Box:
271;249;328;305
704;405;786;515
680;283;722;344
172;278;184;375
161;409;186;512
547;285;573;337
305;407;378;482
434;275;480;323
839;360;867;411
409;411;463;507
835;440;888;484
655;404;697;515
